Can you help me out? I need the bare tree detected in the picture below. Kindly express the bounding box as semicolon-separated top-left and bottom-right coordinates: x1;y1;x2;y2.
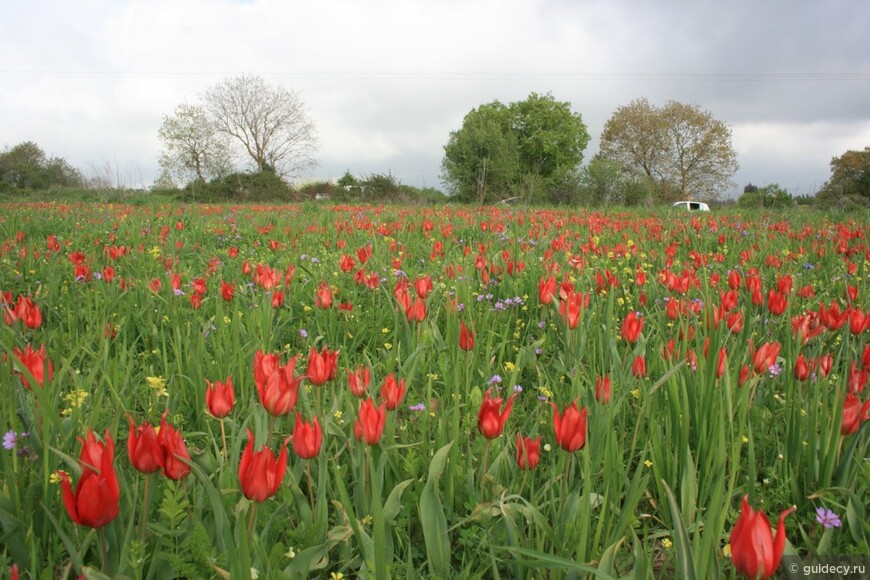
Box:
202;75;318;178
158;103;232;185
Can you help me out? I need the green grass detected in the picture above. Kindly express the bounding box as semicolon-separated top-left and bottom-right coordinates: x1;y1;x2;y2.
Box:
1;201;868;578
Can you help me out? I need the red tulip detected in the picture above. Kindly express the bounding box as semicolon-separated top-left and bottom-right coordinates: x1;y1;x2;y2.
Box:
348;365;371;398
751;342;781;375
551;401;588;452
339;254;355;273
726;311;744;334
766;289;788;316
720;289;739;312
477;390;516;439
716;348;728;379
158;412;191;480
13;344;53;389
631;355;647;379
559;279;574;302
315;281;333;309
849;308;867;335
595;375;611;403
841;393;870;436
59;429;120;529
292;413;323;459
13;295;42;329
538;276;556;305
255;353;303;416
205;377;236;418
306;346;338;386
354;398;387;445
405;297;427;322
127;416;163;474
621;311;644;343
393;279;411;312
559;291;587;330
357;244;372;264
221;280;235;302
818;353;834;377
414;275;433;299
728;270;742;290
515;433;542;470
380;372;407;410
459;321;475;351
238;428;289;502
253;264;280;289
729;495;795;579
847;361;868;394
253;350;280;393
819;300;848;331
739;364;751;387
793;355;809;381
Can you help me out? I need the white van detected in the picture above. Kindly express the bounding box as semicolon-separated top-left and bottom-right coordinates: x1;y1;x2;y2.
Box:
672;201;710;212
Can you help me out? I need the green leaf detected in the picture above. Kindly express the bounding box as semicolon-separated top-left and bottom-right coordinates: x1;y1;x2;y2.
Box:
662;479;697;580
846;492;867;545
597;537;625;576
383;478;414;523
497;546;612;577
419;442;453;577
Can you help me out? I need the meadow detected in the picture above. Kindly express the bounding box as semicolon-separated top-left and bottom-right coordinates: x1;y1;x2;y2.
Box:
1;201;868;579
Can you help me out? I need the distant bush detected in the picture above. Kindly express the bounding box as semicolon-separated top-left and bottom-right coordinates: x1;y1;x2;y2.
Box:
738;183;793;209
177;171;295;202
298;180;339;200
0;141;83;192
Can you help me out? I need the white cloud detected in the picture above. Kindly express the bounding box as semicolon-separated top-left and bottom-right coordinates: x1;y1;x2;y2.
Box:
1;0;867;190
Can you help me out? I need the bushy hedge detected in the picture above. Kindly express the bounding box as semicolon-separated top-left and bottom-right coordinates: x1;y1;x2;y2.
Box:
177;171;296;202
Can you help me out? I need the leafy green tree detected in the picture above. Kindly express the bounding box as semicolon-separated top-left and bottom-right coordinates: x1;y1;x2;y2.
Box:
579;157;624;206
441;101;519;203
337;170;358;189
738;182;793;208
158;103;233;186
818;146;870;207
441;93;589;204
0;141;82;191
599;98;738;203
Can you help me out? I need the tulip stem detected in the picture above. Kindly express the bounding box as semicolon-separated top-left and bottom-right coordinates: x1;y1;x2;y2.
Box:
479;439;492;498
268;416;276;446
305;460;315;512
140;473;153;540
219;418;228;460
98;527;108;574
316;387;322;418
520;469;530;501
561;452;573;501
364;446;371;500
247;501;259;538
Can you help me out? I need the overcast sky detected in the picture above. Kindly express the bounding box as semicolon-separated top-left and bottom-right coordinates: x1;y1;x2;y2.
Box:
2;0;868;197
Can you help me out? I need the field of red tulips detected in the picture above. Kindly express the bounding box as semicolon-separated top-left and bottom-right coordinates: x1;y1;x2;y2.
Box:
1;201;869;579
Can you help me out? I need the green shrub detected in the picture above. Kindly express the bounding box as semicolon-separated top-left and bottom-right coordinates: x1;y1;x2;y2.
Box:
177;171;295;202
